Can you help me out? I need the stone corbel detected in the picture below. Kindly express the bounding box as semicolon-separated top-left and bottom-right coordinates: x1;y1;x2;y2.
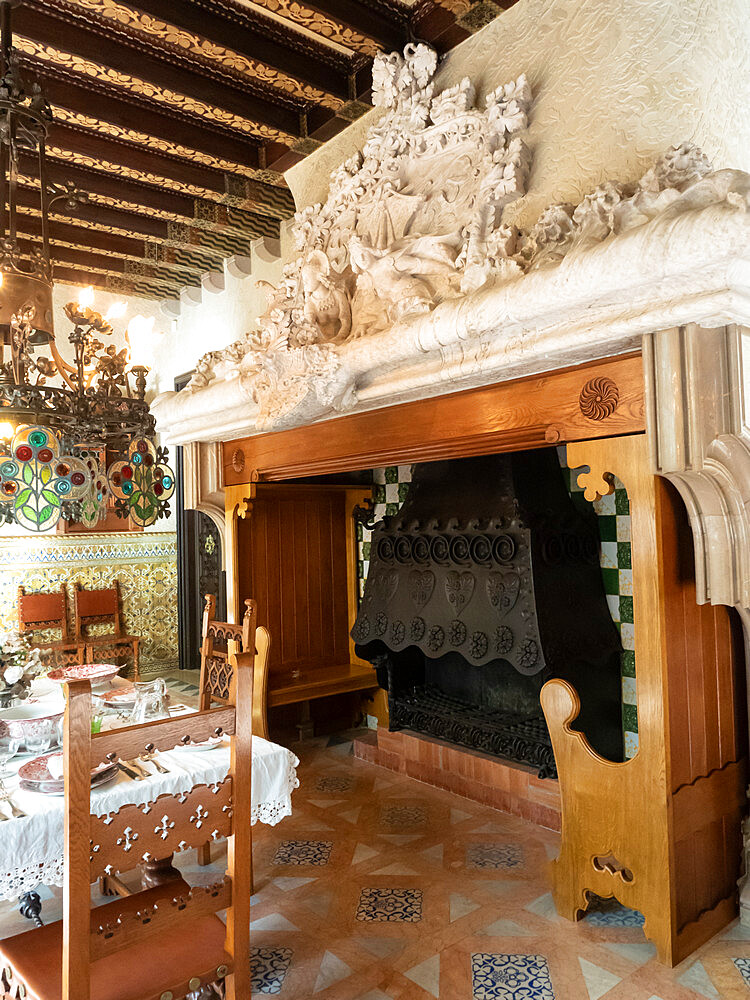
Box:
182;441;227;569
643;324;750;615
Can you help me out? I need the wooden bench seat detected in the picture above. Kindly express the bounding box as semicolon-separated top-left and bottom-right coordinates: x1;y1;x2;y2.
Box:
268;662;378;707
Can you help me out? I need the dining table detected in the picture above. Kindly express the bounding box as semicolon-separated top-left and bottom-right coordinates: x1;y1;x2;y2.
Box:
0;674;300;923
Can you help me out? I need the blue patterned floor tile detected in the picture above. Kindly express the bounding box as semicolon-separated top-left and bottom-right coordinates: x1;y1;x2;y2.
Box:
251;947;293;995
583;894;644;927
273;840;333;866
471;953;554;999
733;957;750;985
467;844;524;870
356;887;423;922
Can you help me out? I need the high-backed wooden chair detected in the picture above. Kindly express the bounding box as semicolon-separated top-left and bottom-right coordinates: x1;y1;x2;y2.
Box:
0;620;256;1000
200;593;271;740
198;594;271;872
17;585;83;668
73;581;140;679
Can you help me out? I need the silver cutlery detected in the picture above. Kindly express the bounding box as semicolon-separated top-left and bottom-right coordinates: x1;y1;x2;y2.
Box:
141;745;169;774
0;782;25;818
126;758;151;778
106;753;143;781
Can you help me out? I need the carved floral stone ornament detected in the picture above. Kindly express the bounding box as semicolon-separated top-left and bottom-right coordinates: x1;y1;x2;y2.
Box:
153;45;750;444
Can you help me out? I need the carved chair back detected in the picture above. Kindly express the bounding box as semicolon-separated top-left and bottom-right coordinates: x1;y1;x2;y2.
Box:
200;594;271;740
61;607;256;1000
73;582;124;639
17;585;70;641
199;594;252;707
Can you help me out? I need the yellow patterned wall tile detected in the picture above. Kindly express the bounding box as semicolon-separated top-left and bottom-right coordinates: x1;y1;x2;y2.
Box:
0;532;178;670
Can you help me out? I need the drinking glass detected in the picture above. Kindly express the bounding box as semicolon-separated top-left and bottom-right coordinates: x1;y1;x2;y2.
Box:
24;720;54;757
0;734;20;777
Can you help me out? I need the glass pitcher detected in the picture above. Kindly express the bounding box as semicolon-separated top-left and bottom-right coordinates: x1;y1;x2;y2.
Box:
130;678;169;724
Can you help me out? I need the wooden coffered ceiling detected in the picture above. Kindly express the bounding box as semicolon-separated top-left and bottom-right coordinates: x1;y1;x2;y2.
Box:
15;0;515;301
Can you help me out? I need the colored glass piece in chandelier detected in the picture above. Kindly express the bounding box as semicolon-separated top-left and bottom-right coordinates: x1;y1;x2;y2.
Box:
107;437;175;528
0;425;95;531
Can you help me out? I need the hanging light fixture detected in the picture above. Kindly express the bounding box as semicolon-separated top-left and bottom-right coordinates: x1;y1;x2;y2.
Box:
0;0;173;531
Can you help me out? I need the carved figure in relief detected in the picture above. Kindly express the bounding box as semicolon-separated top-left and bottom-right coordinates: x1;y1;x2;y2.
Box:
299;250;352;344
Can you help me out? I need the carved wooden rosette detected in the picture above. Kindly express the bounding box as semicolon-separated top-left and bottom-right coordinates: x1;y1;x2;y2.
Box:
90;781;233;880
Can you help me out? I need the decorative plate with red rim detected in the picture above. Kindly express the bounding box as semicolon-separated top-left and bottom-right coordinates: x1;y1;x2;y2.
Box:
47;663;121;685
18;752;117;794
97;683;136;708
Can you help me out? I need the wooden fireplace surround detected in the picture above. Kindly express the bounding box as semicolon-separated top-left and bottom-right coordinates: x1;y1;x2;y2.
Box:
221;349;747;965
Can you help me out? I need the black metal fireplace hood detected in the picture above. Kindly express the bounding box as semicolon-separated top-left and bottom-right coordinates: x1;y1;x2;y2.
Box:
352;450;624;775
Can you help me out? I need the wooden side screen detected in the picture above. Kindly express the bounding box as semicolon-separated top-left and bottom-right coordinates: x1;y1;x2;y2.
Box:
237;487;351;678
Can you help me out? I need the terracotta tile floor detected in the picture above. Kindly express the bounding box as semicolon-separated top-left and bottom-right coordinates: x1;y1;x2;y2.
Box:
2;727;750;998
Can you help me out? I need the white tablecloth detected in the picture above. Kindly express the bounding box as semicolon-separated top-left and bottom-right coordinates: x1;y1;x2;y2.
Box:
0;681;299;899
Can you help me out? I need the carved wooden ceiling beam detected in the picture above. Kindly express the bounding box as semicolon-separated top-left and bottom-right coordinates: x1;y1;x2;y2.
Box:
17;54;269;170
124;0;361;102
305;0;411;52
46;121;293;219
16;3;311;139
19;152;283;240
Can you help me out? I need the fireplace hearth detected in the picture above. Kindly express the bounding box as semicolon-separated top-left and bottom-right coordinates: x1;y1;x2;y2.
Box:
352;450;624;775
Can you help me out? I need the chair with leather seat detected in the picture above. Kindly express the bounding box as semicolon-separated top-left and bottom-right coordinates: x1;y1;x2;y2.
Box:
0;604;257;1000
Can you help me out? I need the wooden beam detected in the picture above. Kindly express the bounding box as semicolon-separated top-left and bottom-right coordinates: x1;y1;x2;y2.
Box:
17;3;307;138
19;154;282;238
223;354;646;484
19;55;266;171
125;0;355;101
306;0;409;51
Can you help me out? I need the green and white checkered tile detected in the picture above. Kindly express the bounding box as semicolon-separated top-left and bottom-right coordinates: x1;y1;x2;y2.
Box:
558;448;638;758
358;456;638;760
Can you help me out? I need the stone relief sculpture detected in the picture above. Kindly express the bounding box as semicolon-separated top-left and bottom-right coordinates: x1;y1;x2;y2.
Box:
182;43;533;427
169;44;750;434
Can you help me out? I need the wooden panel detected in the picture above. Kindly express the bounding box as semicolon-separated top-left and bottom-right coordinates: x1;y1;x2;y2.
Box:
238;486;353;677
543;434;747;966
91;707;236;768
90;781;234;880
224;354;644;485
268;663;378;706
660;481;747;791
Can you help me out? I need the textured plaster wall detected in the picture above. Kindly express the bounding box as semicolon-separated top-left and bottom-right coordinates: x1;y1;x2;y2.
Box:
286;0;750;224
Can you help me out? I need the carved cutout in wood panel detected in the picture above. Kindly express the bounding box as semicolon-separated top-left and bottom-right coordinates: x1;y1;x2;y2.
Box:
90;780;233;879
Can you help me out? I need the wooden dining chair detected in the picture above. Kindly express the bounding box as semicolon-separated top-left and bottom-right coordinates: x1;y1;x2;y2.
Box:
73;581;140;679
0;609;256;1000
198;593;271;873
17;585;83;668
200;593;271;740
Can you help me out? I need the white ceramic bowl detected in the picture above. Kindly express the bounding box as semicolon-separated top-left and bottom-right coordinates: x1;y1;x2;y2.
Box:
0;705;63;750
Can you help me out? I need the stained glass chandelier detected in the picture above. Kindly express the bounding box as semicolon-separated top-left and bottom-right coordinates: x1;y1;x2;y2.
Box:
0;0;173;531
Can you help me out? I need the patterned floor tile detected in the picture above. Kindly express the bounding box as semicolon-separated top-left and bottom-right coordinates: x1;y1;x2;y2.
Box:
467;843;524;870
316;774;356;793
273;840;333;866
356;887;423;922
583;894;644;927
380;803;427;828
734;956;750;984
251;947;293;995
471;953;555;999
